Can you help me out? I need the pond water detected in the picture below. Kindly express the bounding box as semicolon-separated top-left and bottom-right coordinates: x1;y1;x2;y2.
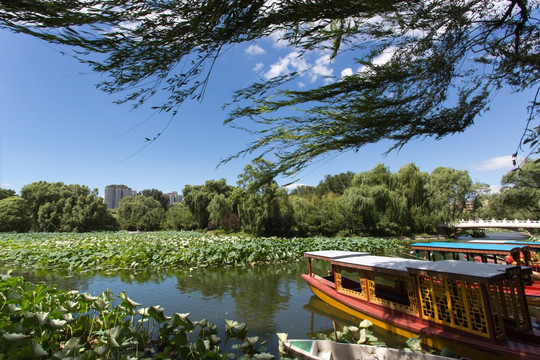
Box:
8;232;535;357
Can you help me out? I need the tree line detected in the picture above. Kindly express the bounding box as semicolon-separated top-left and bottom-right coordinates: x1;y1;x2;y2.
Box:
1;161;538;236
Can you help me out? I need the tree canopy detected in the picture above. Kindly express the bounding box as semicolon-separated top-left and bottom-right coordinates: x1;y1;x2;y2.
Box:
1;0;539;178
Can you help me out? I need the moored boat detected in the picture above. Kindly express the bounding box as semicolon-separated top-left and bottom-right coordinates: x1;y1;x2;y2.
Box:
410;242;540;305
302;250;540;359
467;240;540;270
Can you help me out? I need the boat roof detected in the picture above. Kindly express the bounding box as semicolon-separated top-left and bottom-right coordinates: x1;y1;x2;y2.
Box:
306;251;529;283
469;240;540;248
405;260;530;283
304;250;370;261
410;241;524;254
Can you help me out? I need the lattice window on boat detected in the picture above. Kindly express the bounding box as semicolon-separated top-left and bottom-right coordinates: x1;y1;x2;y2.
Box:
418;276;491;338
448;280;469;329
462;282;488;336
499;278;531;332
365;273;417;314
418;275;435;319
430;276;450;324
486;282;508;341
335;267;367;300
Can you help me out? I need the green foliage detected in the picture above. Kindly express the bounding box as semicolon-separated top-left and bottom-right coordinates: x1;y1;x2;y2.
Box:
139;188;170;210
183;179;234;229
311;320;383;346
162;203;197;231
3;1;538;178
0;188;16;201
234;160;293;236
0;275;275;359
0;197;32;232
116;195;164;231
488;160;540;219
0;232;401;272
427;168;475;222
19;182;117;232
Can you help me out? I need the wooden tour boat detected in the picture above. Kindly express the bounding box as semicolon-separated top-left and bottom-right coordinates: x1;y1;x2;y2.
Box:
410;242;540;270
467;240;540;268
302;250;540;359
410;242;540;305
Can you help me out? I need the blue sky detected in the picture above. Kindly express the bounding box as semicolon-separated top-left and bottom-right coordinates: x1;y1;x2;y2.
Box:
0;28;535;196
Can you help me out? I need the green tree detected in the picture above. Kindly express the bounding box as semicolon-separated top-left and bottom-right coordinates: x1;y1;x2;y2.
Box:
0;196;32;232
315;172;355;196
116;195;164;231
162;202;197;231
139;188;169;210
233;159;292;236
3;1;538;178
395;163;432;233
427;167;475;222
182;179;234;229
0;188;16;201
20;181;116;232
496;160;540;219
207;193;232;230
339;187;376;236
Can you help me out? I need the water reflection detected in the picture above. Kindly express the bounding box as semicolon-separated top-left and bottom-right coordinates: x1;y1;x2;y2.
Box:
457;230;529;242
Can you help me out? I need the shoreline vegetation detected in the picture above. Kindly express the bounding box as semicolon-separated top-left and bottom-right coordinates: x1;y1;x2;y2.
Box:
0;231;405;271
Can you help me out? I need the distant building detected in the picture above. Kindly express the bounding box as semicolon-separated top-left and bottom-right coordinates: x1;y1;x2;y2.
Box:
104;185;135;209
167;191;183;207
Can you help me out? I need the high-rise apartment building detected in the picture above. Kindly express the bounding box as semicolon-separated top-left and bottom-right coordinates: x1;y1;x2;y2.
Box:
104;185;135;209
167;191;183;207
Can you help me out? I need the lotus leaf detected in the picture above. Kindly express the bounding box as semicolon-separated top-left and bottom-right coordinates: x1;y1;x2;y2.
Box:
81;293;98;302
406;335;423;351
7;303;21;313
358;328;367;344
359;319;373;328
118;291;142;308
35;311;49;326
137;308;150;317
91;298;110;311
2;332;26;342
105;326;124;340
253;353;275;360
64;301;79;311
50;319;67;329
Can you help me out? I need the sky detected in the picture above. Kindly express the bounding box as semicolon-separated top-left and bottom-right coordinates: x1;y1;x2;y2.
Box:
0;27;536;197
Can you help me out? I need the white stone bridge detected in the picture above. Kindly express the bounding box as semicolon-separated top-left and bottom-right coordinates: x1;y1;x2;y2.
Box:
438;219;540;235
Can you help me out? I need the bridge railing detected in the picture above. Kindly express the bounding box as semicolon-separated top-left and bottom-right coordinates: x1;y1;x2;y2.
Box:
446;219;540;228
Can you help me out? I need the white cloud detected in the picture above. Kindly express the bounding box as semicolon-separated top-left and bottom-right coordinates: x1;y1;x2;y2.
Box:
263;51;336;83
285;183;311;191
269;30;290;49
359;46;397;72
310;54;334;83
264;51;309;79
473;155;521;171
341;67;353;78
245;44;266;56
253;62;264;72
